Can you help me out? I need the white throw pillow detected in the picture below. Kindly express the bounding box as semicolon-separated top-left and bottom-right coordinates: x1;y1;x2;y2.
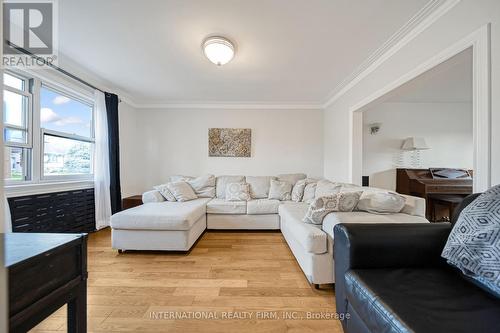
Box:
357;191;406;214
268;179;292;201
216;175;245;199
315;179;342;198
246;176;276;199
153;183;177;201
225;183;251;201
188;174;216;198
302;181;318;203
303;191;363;224
291;179;307;202
166;181;198;202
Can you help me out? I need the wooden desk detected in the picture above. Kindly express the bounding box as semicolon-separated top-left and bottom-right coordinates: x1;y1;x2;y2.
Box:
5;233;88;333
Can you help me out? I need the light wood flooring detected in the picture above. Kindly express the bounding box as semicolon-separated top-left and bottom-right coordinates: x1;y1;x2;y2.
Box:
30;228;343;332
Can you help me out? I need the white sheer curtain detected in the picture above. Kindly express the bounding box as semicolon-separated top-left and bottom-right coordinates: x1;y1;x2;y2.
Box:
94;90;112;229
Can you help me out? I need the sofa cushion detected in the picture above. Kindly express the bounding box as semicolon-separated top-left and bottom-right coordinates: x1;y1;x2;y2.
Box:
246;176;275;199
167;181;198;202
187;174;216;198
153;183;177;201
206;198;247;214
277;173;307;186
321;211;428;239
225;182;251;201
278;203;327;254
247;199;280;215
303;192;362;224
291;179;307;202
142;190;165;203
169;175;194;182
345;267;500;333
357;191;406;214
110;198;210;231
216;175;245;199
315;179;342;198
269;179;292;201
302;182;317;203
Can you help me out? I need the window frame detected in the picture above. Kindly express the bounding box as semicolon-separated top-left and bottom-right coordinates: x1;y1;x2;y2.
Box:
3;72;32;149
3;69;96;186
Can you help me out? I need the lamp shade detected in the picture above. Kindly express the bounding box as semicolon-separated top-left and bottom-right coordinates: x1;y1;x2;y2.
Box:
203;37;235;66
401;137;430;150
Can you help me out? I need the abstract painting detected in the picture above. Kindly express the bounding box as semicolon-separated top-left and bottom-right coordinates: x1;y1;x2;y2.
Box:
208;128;251;157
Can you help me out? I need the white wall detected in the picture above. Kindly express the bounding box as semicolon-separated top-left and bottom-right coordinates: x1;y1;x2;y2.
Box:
324;0;500;187
363;102;473;190
119;107;323;195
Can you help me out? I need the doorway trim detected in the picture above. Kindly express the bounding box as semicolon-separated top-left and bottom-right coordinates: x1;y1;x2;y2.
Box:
349;24;491;192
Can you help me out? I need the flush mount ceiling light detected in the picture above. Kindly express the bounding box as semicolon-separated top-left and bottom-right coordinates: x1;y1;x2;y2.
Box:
203;36;235;66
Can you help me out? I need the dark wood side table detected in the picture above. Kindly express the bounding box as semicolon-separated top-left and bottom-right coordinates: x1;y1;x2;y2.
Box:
122;195;143;209
5;233;88;333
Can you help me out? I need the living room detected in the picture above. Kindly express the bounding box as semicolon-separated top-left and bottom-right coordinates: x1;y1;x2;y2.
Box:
1;0;499;332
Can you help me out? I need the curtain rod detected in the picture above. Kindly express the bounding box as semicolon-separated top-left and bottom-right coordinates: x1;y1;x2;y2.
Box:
7;41;116;98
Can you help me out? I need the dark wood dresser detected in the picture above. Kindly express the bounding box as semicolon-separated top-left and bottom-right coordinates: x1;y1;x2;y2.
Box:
5;233;88;333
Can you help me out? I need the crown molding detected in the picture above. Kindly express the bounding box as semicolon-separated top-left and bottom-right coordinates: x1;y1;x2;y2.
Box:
321;0;461;109
127;102;323;110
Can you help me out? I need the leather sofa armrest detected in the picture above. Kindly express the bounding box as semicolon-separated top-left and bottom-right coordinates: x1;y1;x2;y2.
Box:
333;222;452;318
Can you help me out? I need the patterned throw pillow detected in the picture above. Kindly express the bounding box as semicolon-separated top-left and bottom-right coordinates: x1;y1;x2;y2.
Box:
268;179;292;201
154;183;177;201
442;185;500;298
291;179;307;202
225;183;251;201
302;181;318;203
303;191;363;225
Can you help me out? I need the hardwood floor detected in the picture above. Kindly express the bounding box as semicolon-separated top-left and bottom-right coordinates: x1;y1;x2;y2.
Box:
30;228;343;332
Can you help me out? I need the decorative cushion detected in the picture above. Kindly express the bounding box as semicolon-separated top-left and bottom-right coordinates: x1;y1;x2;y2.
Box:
315;179;342;198
187;174;216;198
303;191;362;224
291;179;307;202
357;191;406;214
216;175;245;199
142;190;166;203
302;181;318;203
268;179;292;201
153;183;177;202
277;173;307;186
246;176;276;199
166;181;198;202
442;185;500;298
225;183;251;201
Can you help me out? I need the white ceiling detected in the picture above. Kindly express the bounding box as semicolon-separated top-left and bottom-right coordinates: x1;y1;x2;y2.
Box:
58;0;430;106
387;47;473;103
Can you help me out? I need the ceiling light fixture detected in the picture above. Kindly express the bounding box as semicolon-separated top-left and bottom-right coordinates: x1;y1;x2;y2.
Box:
203;36;235;66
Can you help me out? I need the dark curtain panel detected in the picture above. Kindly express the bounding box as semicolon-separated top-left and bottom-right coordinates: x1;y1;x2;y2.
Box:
105;93;122;213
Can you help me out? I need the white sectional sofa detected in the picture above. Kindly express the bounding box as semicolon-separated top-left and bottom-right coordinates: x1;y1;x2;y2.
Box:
110;173;428;285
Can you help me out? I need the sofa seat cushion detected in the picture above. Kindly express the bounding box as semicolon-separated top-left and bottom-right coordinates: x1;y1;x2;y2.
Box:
247;199;280;215
206;198;247;214
321;212;428;239
345;267;500;333
110;198;211;231
278;203;327;254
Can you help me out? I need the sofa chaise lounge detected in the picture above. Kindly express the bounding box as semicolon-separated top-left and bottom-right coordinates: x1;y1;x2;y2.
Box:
110;173;428;285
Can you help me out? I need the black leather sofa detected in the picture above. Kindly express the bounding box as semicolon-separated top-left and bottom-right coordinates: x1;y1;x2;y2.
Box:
333;194;500;333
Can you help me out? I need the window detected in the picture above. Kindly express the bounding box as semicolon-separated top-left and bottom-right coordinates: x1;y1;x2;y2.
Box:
3;72;31;181
40;85;94;179
2;71;95;184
